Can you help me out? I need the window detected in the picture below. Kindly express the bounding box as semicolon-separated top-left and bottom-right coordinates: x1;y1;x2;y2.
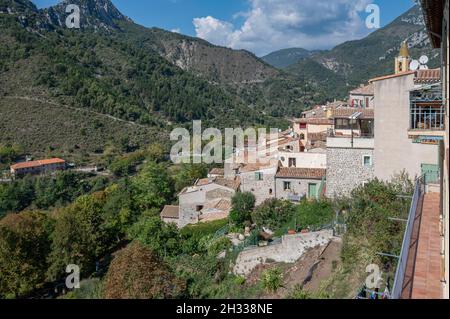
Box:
269;189;273;195
299;123;307;129
255;172;263;181
288;158;297;168
300;133;305;140
283;181;291;191
335;118;358;130
363;155;373;167
196;205;204;212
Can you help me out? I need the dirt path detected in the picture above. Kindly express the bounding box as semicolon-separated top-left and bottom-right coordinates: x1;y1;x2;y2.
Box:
247;239;342;299
3;96;150;129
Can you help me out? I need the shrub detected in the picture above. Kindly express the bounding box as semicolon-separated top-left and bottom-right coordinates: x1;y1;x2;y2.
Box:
229;192;256;226
261;267;284;293
251;199;296;230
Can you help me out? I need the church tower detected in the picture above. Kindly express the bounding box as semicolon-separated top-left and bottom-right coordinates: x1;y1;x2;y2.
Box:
395;41;411;74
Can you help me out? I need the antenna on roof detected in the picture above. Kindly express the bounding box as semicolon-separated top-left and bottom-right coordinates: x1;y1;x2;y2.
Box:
409;60;420;71
410;55;429;71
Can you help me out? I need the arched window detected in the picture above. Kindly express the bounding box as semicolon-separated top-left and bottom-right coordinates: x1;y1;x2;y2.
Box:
300;133;305;140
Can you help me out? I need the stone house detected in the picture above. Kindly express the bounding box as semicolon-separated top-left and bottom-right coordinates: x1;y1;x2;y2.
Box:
10;158;66;176
349;83;374;108
275;167;326;201
174;176;240;228
160;205;180;226
239;160;279;205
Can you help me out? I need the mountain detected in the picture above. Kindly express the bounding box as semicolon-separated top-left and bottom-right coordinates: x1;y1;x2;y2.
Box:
43;0;131;31
0;1;439;160
261;48;316;69
283;5;439;97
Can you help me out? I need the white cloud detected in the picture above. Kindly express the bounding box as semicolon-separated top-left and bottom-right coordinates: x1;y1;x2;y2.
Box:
193;0;374;56
171;28;181;33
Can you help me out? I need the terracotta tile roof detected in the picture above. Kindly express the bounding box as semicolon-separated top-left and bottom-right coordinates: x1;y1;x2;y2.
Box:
214;177;241;191
276;167;326;179
194;177;240;191
160;205;179;219
350;83;374;95
414;69;441;84
370;71;415;82
308;132;328;142
420;0;445;48
331;108;374;119
297;118;333;125
209;168;224;176
11;158;65;170
239;159;279;173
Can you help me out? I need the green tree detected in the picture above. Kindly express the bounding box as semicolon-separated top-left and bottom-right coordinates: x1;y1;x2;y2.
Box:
146;143;166;163
47;192;109;280
229;192;255;225
172;164;208;193
251;199;296;230
127;215;180;257
132;162;173;211
103;242;185;299
0;211;52;298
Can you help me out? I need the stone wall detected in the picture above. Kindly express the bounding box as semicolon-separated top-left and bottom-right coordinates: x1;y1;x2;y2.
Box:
326;146;374;198
240;167;277;205
275;177;321;200
233;230;334;276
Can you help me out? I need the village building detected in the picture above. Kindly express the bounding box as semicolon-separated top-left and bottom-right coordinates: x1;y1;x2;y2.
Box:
292;117;333;151
160;205;180;225
349;83;374;108
370;68;442;181
173;176;240;228
238;159;279;205
390;0;449;299
10;158;66;176
326;108;375;198
275;167;326;202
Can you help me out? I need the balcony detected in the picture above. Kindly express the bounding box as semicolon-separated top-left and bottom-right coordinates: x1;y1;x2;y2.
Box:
409;83;444;139
327;129;374;149
392;175;444;299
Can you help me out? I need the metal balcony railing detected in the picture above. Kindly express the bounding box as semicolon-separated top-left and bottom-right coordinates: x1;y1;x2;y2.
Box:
410;106;445;131
391;175;426;299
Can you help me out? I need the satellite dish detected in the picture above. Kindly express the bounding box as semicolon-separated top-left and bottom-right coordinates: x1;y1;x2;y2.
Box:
409;60;420;71
419;55;429;65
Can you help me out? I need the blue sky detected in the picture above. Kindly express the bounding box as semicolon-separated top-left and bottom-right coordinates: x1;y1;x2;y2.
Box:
32;0;417;56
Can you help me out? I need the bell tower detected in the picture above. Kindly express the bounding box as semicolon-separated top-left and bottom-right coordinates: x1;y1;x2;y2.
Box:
395;41;411;74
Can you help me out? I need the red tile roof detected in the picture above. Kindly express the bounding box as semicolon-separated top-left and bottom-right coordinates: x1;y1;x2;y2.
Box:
420;0;445;48
370;69;441;84
276;167;326;179
370;71;415;82
331;108;374;119
160;205;180;219
414;69;441;84
297;118;333;125
11;158;66;170
308;132;328;142
209;168;224;176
